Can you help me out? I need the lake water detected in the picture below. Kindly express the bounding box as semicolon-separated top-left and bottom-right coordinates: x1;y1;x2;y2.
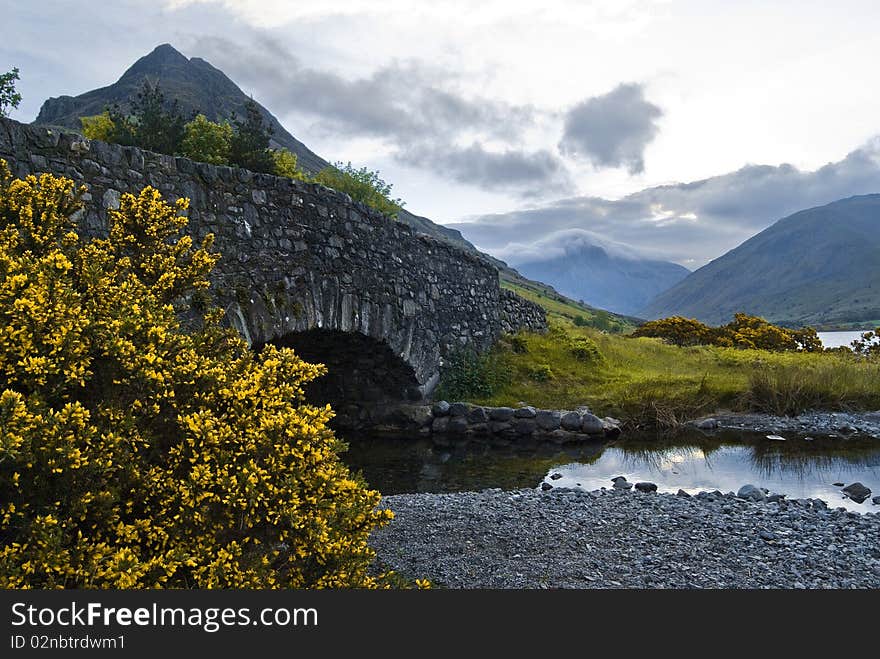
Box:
343;433;880;512
818;330;871;349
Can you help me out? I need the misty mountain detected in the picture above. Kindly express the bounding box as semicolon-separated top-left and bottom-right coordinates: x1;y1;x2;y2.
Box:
504;231;690;316
640;194;880;327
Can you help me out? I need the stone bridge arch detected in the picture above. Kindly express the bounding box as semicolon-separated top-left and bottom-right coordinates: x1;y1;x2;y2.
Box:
223;267;444;406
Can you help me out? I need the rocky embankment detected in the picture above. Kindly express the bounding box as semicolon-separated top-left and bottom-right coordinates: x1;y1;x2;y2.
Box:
689;411;880;439
371;401;622;441
371;486;880;589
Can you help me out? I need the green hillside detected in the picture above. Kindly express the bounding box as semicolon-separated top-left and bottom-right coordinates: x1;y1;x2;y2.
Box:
641;194;880;328
500;274;639;332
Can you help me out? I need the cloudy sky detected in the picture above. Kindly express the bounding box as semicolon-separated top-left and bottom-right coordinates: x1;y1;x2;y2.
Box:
5;1;880;268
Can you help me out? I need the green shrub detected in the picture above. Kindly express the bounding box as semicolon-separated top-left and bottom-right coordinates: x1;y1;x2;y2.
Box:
569;337;602;362
272;148;310;181
436;348;499;400
314;162;404;219
503;334;529;354
107;81;186;155
229;99;275;174
80;112;117;142
527;363;554;381
180;114;232;165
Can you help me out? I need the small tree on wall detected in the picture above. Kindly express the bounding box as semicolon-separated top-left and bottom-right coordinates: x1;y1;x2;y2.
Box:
229;99;276;174
0;68;22;118
107;80;187;154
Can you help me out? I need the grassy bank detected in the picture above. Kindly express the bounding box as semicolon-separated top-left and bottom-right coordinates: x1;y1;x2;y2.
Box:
462;321;880;429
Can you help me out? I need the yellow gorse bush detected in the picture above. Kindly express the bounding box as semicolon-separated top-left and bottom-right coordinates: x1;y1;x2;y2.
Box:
0;161;393;588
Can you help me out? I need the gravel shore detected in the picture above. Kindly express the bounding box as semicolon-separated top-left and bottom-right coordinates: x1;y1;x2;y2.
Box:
371;487;880;588
691;410;880;438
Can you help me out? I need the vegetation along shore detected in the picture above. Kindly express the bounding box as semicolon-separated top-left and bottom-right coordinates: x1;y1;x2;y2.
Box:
441;285;880;433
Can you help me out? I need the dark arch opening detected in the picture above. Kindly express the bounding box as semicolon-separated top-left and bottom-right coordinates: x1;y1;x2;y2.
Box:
260;329;422;429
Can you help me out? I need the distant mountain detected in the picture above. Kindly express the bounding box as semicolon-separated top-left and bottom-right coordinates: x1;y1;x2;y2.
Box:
505;232;690;316
640;194;880;327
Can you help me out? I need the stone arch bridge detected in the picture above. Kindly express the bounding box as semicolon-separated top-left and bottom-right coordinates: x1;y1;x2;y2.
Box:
0;118;545;420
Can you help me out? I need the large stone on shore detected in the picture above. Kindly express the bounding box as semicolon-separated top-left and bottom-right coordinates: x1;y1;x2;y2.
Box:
447;416;469;434
547;429;576;443
448;402;470;417
872;495;880;505
737;484;765;502
467;406;489;423
842;482;872;503
489;420;513;434
514;418;536;435
432;400;450;416
612;478;633;490
488;406;515;421
602;417;622;439
536;410;562;431
561;411;582;431
514;406;537;419
635;482;658;493
581;413;604;434
387;404;433;427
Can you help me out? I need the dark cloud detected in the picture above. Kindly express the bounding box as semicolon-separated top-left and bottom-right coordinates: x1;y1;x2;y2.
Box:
191;34;565;195
452;139;880;267
559;83;662;174
399;142;573;196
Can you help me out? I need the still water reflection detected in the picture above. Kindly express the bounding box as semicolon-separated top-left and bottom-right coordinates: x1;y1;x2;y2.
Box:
342;433;880;512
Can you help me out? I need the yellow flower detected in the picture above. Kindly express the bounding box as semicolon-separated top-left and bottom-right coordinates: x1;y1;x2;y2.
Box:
0;161;395;589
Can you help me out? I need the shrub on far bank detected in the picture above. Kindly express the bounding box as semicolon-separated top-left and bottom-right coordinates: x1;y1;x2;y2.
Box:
632;313;822;352
850;327;880;357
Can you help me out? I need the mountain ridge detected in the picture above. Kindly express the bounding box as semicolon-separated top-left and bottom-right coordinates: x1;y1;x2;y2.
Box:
509;236;690;316
640;193;880;327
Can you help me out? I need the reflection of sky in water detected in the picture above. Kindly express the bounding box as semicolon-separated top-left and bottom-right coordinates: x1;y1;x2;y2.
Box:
817;330;868;349
546;445;880;512
343;435;880;513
